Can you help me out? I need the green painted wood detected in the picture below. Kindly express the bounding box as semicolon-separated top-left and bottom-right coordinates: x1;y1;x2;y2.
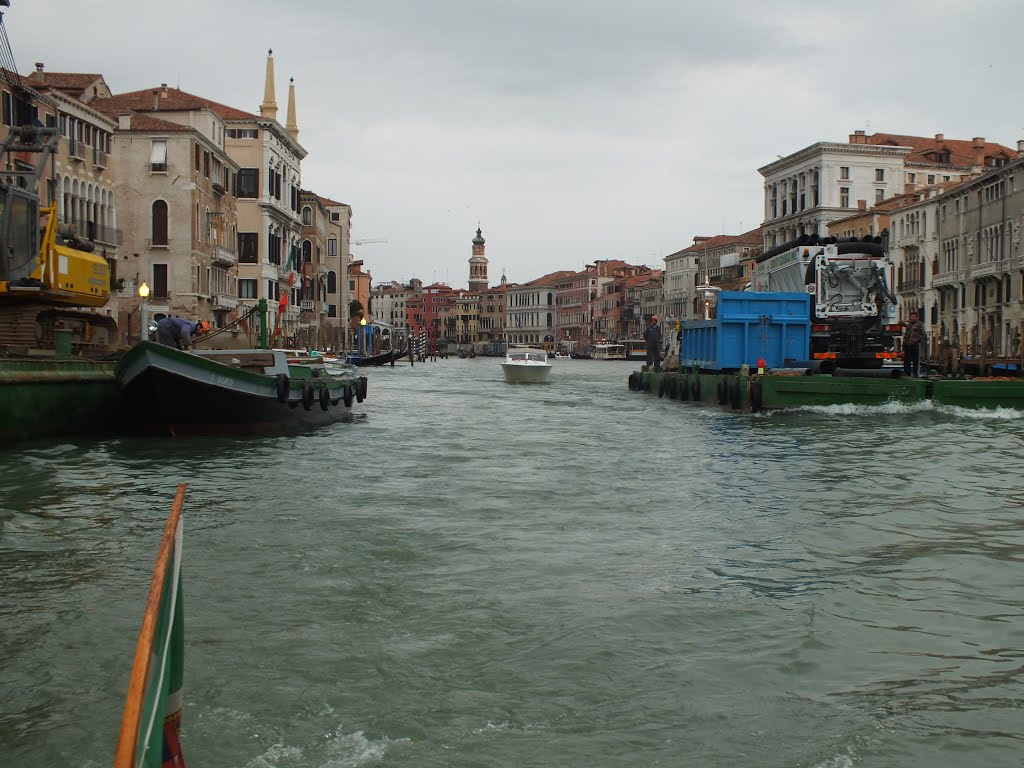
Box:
931;379;1024;409
0;359;122;444
632;370;1024;412
761;375;928;408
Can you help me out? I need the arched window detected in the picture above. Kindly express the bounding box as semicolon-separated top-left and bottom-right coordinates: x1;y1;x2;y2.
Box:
302;206;312;225
302;240;312;263
328;271;337;293
152;200;168;245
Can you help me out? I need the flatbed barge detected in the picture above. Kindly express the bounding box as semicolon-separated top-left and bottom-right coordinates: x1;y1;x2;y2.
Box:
632;288;1024;412
629;367;1024;412
0;356;122;443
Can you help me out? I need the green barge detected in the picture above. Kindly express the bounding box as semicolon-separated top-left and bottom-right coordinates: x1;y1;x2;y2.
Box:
0;356;122;443
628;367;1024;412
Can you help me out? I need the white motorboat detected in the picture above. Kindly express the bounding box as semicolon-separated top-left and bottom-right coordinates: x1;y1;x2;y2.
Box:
501;347;552;384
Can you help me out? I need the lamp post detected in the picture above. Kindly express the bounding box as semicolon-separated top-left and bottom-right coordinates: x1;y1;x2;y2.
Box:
138;281;150;342
359;316;367;357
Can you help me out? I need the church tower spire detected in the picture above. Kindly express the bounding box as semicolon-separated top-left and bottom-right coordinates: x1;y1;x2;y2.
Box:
285;77;299;141
260;49;278;121
468;227;488;292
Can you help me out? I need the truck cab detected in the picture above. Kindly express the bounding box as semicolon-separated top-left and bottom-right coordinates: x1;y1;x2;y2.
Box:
752;237;899;368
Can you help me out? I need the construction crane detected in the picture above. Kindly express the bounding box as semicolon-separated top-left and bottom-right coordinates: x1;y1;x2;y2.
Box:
352;238;388;246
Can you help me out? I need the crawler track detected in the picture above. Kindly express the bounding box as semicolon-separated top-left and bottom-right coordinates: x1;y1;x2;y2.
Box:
0;304;118;355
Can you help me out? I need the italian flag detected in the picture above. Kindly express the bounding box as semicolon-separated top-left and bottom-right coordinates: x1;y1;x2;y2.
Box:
115;485;187;768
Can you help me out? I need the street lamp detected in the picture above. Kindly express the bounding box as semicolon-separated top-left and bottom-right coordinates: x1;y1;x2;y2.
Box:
138;281;150;342
359;316;367;357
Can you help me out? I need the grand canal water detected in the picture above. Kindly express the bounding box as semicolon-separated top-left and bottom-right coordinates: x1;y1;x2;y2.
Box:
2;358;1024;767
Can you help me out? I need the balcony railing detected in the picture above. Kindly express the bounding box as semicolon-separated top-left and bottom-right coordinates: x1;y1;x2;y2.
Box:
971;259;1005;280
211;293;238;310
300;300;315;311
212;245;237;266
68;138;85;161
93;146;107;168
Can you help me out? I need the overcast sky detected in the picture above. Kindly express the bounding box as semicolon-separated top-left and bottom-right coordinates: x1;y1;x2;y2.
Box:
12;1;1022;286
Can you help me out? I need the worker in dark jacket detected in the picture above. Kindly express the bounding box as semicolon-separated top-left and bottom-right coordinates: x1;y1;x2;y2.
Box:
644;315;663;371
156;317;210;350
901;310;925;377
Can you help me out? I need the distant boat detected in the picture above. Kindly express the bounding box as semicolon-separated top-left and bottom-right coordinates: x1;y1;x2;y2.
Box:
591;343;627;360
348;321;407;366
501;347;552;384
346;349;396;366
621;338;647;361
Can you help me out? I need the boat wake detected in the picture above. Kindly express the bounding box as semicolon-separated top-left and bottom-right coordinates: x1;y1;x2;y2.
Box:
770;401;1024;420
243;728;406;767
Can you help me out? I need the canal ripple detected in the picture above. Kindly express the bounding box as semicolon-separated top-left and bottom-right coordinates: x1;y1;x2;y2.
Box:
1;359;1023;767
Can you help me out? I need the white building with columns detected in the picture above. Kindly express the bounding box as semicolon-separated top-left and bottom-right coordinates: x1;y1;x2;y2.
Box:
759;130;1016;252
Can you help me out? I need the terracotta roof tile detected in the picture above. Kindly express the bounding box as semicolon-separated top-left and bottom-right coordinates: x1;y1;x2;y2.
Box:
523;269;577;287
864;132;1015;168
318;196;349;208
677;226;763;254
93;86;257;121
118;113;193;132
25;71;103;93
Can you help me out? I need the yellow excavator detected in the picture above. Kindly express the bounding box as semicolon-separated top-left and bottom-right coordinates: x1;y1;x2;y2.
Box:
0;124;118;354
0;0;117;355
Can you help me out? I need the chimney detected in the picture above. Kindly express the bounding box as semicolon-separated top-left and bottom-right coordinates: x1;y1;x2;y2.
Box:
849;129;867;145
118;113;131;130
1017;139;1024;158
973;137;986;167
161;83;169;97
857;199;867;211
152;89;159;111
34;62;44;72
935;133;944;141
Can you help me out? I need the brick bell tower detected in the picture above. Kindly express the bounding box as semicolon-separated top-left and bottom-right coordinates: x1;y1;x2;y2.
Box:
468;227;488;292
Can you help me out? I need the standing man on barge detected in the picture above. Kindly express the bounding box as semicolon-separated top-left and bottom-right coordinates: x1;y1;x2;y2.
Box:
645;315;663;371
901;310;925;377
